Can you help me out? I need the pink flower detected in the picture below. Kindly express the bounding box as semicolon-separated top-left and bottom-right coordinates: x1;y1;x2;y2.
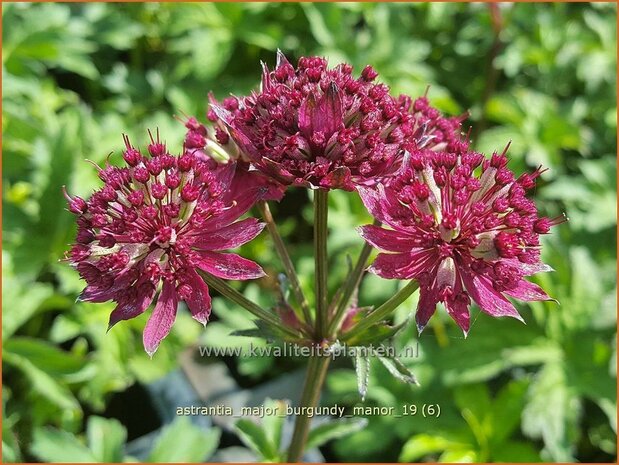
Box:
358;148;565;335
211;52;466;191
65;132;267;356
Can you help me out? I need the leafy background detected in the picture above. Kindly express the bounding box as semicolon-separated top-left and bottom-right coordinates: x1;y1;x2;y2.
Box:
2;2;617;463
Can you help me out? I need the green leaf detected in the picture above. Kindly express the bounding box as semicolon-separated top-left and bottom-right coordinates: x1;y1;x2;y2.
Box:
522;362;579;461
454;383;491;424
301;3;335;47
491;441;541;463
1;255;53;340
344;320;408;346
3;337;87;378
31;427;96;462
490;379;529;444
377;354;418;385
3;350;81;414
306;418;368;450
262;399;286;454
234;418;277;461
399;434;470;462
86;416;127;463
354;352;370;400
149;417;220;463
438;448;477;462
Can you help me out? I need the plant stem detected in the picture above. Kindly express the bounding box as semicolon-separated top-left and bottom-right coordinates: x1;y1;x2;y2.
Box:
342;280;419;342
200;272;297;339
313;189;329;340
327;220;380;336
257;200;313;325
287;354;331;462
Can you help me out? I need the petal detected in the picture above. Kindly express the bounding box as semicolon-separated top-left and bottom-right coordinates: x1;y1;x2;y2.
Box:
503;279;556;302
211;107;262;161
79;268;136;303
298;92;316;137
212;161;237;192
143;280;179;357
196;251;266;280
358;186;388;224
357;184;409;229
276;49;291;69
108;282;156;330
183;269;212;326
261;157;298;185
314;82;343;136
415;286;439;333
503;259;554;276
204;186;265;231
461;272;524;322
369;249;435;280
358;225;417;253
444;296;471;336
260;60;272;92
319;166;353;190
193;218;265;251
235;164;285;201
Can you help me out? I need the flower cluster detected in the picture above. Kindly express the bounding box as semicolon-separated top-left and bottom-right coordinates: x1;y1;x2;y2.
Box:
358;148;564;335
208;51;466;190
66;52;562;353
65;133;267;355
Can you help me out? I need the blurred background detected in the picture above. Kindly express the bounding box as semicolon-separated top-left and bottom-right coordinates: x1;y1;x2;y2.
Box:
2;2;617;463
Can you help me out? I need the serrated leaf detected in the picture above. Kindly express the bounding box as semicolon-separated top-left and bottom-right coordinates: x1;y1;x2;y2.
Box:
306;418;368;450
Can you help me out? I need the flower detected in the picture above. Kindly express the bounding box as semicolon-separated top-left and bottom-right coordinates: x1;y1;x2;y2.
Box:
211;51;467;191
65;132;267;356
358;148;565;335
182;112;286;201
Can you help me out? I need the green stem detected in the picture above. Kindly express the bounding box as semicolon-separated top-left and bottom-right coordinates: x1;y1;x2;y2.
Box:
257;200;313;325
287;355;331;462
313;189;329;340
327;220;380;336
342;280;419;342
200;272;297;339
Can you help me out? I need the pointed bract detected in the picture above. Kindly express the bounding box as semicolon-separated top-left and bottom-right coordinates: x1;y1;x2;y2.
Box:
143;281;179;357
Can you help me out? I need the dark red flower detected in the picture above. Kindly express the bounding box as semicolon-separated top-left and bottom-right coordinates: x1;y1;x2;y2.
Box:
182;113;285;201
65;132;267;355
358;148;564;335
210;52;467;191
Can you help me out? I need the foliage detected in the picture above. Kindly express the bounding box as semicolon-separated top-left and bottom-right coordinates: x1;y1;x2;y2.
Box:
2;2;616;463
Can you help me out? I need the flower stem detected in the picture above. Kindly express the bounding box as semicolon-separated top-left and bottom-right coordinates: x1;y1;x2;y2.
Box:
313;189;329;340
287;354;331;462
200;272;297;338
257;200;313;325
342;280;419;342
327;220;380;336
